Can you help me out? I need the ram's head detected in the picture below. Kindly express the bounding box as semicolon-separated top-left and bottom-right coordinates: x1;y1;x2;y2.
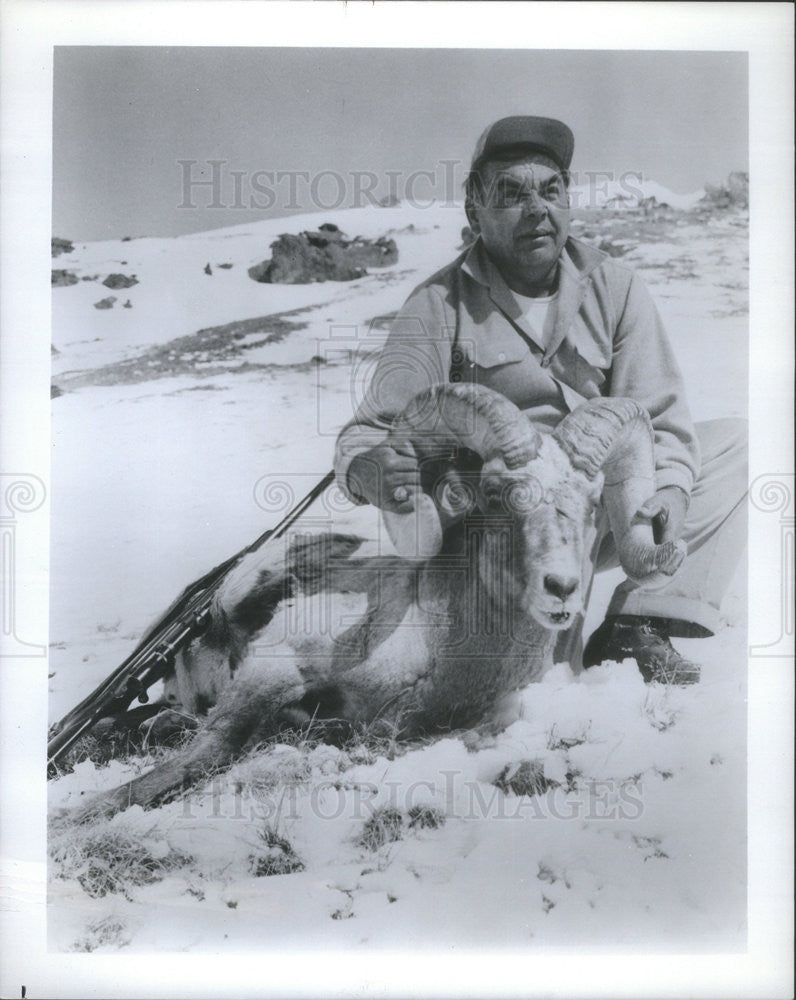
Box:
386;383;685;630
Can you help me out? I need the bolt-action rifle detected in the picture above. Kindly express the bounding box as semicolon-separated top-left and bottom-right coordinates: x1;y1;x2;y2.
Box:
47;471;335;774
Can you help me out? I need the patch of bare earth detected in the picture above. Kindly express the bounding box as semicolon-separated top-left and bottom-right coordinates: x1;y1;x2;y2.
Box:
56;307;321;389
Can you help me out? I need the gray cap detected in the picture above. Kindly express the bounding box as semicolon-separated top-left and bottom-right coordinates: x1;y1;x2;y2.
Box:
471;116;574;172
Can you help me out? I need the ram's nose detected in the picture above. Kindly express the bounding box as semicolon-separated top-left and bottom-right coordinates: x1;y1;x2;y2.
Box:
543;573;579;601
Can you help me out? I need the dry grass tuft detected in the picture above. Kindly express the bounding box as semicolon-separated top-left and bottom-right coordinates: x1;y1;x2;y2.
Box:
71;916;130;952
53;726;185;777
547;722;590;751
358;807;404;851
407;804;446;830
642;687;681;731
51;824;193;900
248;824;304;877
494;759;555;797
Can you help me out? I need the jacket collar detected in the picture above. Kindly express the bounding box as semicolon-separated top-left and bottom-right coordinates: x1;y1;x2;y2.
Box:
461;236;606;360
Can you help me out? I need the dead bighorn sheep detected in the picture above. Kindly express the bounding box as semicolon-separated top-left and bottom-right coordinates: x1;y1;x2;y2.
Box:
61;383;684;821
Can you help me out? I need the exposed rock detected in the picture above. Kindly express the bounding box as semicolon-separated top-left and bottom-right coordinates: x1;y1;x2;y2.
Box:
597;237;632;258
378;194;401;207
51;384;64;399
51;237;75;257
94;296;117;310
217;262;233;269
52;269;79;287
637;196;679;222
102;273;139;290
701;172;748;211
204;263;212;275
604;193;637;211
249;226;398;285
123;300;133;309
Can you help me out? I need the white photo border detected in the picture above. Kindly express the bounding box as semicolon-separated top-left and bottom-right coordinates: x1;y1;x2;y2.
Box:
1;2;793;998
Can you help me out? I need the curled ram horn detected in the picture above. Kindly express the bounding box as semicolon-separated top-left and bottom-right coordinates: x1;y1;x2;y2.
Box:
554;397;686;588
383;383;542;560
389;382;542;468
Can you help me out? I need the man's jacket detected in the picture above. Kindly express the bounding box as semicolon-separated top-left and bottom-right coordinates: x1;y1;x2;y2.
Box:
334;236;700;502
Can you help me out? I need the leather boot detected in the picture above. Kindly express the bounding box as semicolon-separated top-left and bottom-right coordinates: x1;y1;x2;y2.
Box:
583;615;701;685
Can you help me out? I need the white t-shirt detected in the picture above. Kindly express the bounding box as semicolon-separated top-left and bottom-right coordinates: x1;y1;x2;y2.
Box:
512;290;558;350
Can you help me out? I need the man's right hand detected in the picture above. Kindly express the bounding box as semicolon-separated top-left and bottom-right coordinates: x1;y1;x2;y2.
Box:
347;442;421;512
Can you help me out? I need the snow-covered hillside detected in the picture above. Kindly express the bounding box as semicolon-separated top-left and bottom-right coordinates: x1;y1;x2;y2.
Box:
569;178;705;211
48;197;749;953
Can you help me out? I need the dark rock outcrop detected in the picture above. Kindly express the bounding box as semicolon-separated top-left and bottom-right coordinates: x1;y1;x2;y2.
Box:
52;269;79;287
102;273;139;290
249;225;398;285
52;237;75;257
94;296;117;310
700;172;749;211
597;237;631;258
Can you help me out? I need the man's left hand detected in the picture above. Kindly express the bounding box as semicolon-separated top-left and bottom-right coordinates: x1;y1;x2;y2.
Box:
638;486;689;544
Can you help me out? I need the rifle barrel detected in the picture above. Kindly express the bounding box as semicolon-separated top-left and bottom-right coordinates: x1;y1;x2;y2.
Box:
47;470;336;771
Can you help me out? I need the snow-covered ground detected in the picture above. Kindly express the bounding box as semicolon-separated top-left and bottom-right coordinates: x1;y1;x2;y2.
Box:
48;198;749;952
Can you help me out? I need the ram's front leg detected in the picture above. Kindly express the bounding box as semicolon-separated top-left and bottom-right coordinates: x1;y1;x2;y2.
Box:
58;654;308;825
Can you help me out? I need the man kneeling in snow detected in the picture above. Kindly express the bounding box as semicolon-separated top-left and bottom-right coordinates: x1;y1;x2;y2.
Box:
333;116;747;683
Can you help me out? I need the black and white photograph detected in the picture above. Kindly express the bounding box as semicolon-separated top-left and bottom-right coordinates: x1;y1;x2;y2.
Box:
0;3;793;998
